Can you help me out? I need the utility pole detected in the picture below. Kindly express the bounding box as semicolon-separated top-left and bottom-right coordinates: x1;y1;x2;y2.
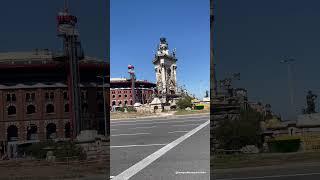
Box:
141;84;144;104
128;65;136;105
280;58;295;119
210;0;217;97
97;75;108;136
57;0;84;138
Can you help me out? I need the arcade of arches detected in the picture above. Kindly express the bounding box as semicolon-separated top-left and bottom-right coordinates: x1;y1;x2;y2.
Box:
5;122;72;142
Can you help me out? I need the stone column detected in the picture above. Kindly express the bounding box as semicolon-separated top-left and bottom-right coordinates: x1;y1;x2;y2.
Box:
160;59;166;94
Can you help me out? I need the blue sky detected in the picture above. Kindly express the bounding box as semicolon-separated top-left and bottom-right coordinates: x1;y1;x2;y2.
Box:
215;0;320;119
0;0;108;60
111;0;210;98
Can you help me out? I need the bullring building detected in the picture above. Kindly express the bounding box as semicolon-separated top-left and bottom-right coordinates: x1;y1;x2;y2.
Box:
0;50;109;157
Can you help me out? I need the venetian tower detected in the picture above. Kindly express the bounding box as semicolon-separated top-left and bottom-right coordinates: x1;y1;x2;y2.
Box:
152;37;178;103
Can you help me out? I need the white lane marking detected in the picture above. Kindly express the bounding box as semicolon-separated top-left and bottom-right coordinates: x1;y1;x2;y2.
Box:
171;123;202;127
111;119;208;127
216;172;320;180
176;171;207;174
111;133;150;137
168;131;189;134
111;116;208;124
112;120;209;180
111;143;167;148
129;126;157;129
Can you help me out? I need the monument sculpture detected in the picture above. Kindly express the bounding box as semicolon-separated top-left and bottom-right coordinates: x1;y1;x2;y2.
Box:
306;90;317;114
152;37;179;105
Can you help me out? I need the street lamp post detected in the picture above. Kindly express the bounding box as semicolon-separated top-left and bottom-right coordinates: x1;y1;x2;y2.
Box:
280;58;295;118
97;75;108;136
141;85;144;104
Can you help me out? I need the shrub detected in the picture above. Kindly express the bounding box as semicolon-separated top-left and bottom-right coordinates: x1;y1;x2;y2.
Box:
21;141;86;160
195;104;204;110
267;139;300;153
126;106;136;112
177;95;192;109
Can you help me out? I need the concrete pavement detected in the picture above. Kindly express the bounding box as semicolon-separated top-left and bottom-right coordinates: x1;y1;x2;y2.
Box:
110;114;209;180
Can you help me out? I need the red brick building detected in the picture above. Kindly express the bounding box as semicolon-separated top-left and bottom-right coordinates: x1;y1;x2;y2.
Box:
110;78;156;108
0;50;109;156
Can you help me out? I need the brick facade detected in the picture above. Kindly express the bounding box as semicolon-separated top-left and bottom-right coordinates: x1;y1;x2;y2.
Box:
0;87;108;143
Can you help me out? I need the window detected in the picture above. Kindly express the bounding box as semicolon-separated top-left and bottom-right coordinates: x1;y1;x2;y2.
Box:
11;94;16;101
27;105;36;114
26;93;30;101
6;94;10;102
112;101;116;106
64;104;69;112
31;93;35;101
125;94;127;98
46;104;54;113
112;95;115;99
118;101;122;106
45;92;49;100
125;101;128;105
8;106;16;115
50;92;54;99
118;95;121;98
63;92;68;100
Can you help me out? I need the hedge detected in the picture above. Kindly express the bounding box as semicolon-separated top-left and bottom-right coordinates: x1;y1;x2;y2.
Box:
195;104;205;110
267;139;300;153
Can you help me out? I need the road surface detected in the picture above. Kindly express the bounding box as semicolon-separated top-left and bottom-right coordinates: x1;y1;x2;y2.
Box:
110;114;210;180
213;162;320;180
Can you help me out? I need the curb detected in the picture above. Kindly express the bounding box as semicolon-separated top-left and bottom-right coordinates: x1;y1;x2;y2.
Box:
111;113;209;121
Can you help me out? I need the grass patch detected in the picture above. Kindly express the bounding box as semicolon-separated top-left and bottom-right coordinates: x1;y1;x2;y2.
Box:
110;112;154;119
174;109;209;115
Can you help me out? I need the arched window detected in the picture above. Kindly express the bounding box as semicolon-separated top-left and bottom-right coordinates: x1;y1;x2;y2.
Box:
46;104;54;113
46;123;56;139
8;106;16;115
63;92;68;100
27;124;38;140
65;122;71;138
112;101;116;106
64;104;69;112
7;125;18;141
27;105;36;114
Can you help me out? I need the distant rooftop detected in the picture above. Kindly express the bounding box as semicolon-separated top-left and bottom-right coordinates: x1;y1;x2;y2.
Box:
0;49;105;64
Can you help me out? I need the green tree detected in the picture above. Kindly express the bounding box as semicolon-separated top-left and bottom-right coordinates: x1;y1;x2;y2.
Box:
177;94;193;109
214;107;263;150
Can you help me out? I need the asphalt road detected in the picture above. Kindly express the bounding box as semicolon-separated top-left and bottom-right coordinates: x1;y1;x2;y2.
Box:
110;114;210;180
213;162;320;180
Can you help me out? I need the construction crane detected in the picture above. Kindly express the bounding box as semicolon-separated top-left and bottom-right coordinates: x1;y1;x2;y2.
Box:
128;64;136;105
56;0;84;138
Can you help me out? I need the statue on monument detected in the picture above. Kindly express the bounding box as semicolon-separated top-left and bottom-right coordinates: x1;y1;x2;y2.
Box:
306;90;317;114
